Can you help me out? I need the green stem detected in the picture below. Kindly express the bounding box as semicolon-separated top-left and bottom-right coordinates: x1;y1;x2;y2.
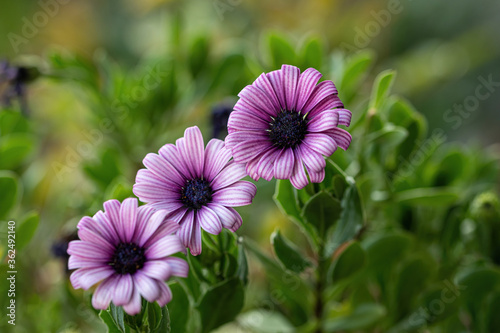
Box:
314;238;328;333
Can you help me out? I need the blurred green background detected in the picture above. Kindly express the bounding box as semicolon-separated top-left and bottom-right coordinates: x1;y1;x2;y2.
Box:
1;0;500;332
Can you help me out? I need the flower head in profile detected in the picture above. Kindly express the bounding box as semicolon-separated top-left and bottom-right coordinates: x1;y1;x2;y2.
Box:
133;126;257;256
68;198;188;315
225;64;352;189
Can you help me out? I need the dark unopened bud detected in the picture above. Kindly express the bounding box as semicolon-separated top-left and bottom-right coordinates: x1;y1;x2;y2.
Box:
0;60;40;115
211;99;235;139
52;232;79;273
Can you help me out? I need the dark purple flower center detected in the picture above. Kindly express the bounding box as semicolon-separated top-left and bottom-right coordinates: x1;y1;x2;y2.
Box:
110;242;146;275
181;178;213;210
269;110;308;149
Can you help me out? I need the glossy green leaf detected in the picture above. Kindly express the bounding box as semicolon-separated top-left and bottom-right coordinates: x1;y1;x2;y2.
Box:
16;211;39;251
302;191;341;236
366;124;408;147
271;229;312;273
0;171;19;220
325;303;386;331
327;184;364;255
0;133;35;169
267;33;296;69
208;53;245;93
154;306;170;333
387;97;417;126
147;302;169;333
455;266;500;305
330;241;366;283
99;310;125;333
83;148;122;189
395;187;459;206
300;37;323;70
197;278;244;333
432;149;467;186
369;70;396;111
394;257;433;319
332;175;347;199
236;239;249;285
222;252;238;278
188;35;210;78
338;50;375;93
363;232;412;271
167;283;190;333
100;304;129;333
104;177;134;202
274;180;315;238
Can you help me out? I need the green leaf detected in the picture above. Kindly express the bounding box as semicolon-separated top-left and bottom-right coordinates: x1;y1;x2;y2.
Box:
432;149;467;186
332;175;347;199
302;191;341;236
239;310;295;333
110;304;128;332
271;229;312;273
394;257;433;320
274;180;301;219
329;241;366;283
99;310;124;333
0;110;29;135
300;37;323;70
369;70;396;111
167;283;190;333
267;33;296;69
274;180;316;241
0;133;35;169
222;252;238;278
83;148;122;189
363;232;412;271
104;177;134;202
16;211;39;251
100;304;129;333
244;237;312;325
197;278;244;333
338;50;375;93
147;302;163;332
395;187;459;206
0;171;19;220
327;184;364;255
387;97;416;126
236;239;249;285
188;35;210;78
487;291;500;332
324;303;386;331
208;54;245;93
455;266;500;306
366;124;408;147
154;306;170;333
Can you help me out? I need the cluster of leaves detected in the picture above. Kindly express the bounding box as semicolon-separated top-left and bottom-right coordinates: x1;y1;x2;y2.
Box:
239;36;500;332
0;109;40;332
99;230;247;333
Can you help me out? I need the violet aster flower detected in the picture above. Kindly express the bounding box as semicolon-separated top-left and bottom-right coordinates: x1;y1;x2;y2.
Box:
225;64;352;189
68;198;188;315
133;126;257;256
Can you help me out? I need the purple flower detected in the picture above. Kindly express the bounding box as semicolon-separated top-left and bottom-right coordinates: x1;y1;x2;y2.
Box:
225;64;352;189
68;198;188;315
133;126;257;256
